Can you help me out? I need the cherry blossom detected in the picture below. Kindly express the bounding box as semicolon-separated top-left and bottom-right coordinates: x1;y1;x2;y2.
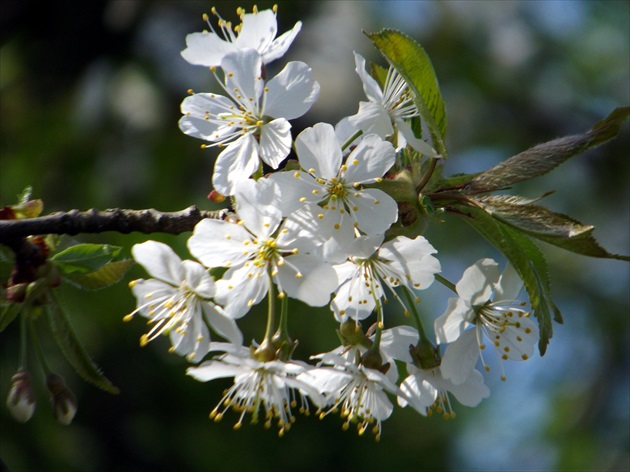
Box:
125;241;242;362
179;49;319;195
181;6;302;67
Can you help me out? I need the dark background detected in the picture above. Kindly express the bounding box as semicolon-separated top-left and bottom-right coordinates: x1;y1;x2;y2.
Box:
1;1;628;470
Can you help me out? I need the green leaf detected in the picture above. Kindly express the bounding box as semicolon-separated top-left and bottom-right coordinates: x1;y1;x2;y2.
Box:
0;302;21;332
461;206;562;355
465;107;630;194
366;29;447;157
475;195;629;261
63;259;134;290
46;296;119;394
424;169;482;193
51;244;122;275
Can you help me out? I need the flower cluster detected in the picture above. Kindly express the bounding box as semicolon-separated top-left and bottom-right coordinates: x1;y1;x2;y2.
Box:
124;5;540;439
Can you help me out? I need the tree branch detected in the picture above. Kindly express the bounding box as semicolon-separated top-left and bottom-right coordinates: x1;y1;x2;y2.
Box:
0;206;227;242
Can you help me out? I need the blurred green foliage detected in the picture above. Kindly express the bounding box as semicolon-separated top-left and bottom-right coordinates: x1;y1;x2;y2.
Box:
1;1;628;471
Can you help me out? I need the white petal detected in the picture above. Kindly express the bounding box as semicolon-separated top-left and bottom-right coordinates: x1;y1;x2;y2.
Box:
233;178;283;237
350;188;398;235
264;61;319;120
212;135;260;196
295;123;342;180
263;21;302;63
234;10;277;53
440;329;480;385
379;326;419;363
353;52;384;103
187;360;246;382
258;119;291;168
202;303;243;345
343;134;396;184
182;260;216;298
495;263;524;301
275;254;337;307
493;315;539;361
180;32;237;67
170;314;210;363
331;269;376;321
215;265;269;318
347;101;394;138
434;297;473;344
379;236;440;290
334;116;361;145
456;258;500;304
397;119;440;157
446;368;490;407
188;219;253;269
132;241;184;286
131;279;174;313
398;372;437;413
221;50;264;106
267;172;322;216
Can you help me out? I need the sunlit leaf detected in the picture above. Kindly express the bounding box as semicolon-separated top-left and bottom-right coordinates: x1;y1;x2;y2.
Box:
465;107;630;194
475;195;629;261
63;259;134;290
51;244;122;275
366;29;447;156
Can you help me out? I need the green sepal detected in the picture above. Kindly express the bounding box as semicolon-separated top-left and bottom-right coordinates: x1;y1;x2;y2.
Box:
366;29;447;157
465;107;630;194
475;195;629;261
63;259;134;290
461;206;562;355
46;296;120;394
51;244;122;275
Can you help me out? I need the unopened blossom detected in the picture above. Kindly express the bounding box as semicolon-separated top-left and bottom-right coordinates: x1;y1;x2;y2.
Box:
331;234;440;322
348;53;439;157
187;342;325;436
179;49;319;195
434;258;539;383
188;179;337;318
46;374;78;426
6;370;36;423
268;122;398;243
181;6;302;67
398;363;489;419
303;352;401;441
126;241;242;363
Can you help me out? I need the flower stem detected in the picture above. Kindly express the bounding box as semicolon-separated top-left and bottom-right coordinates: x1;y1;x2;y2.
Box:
31;308;52;375
416;157;437;193
341;129;363;152
263;271;276;343
435;274;457;294
19;308;28;370
401;287;430;344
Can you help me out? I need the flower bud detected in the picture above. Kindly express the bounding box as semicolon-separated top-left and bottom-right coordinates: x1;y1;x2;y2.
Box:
46;374;77;425
6;370;36;423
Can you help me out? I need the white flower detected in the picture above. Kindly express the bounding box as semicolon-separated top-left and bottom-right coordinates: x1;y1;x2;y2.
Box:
125;241;242;362
434;258;539;383
331;234;440;322
268;122;398;242
398;363;490;418
348;52;439;157
179;49;319;195
303;353;401;441
188;179;338;318
187;342;325;436
181;6;302;67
